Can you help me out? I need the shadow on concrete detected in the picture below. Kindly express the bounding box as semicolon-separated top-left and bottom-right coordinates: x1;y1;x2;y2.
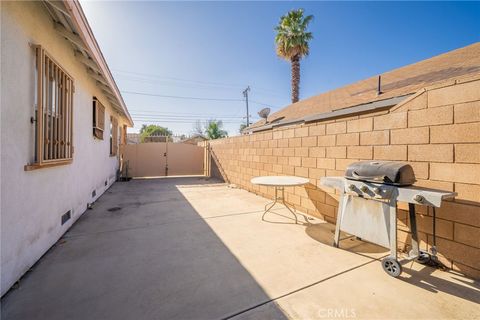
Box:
1;177;287;320
400;265;480;304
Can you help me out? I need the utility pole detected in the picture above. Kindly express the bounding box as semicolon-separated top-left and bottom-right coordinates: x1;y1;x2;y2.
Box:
243;86;250;127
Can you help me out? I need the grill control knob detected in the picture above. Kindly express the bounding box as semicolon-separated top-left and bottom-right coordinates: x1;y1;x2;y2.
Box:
414;194;425;203
348;184;355;191
360;185;369;193
373;187;381;194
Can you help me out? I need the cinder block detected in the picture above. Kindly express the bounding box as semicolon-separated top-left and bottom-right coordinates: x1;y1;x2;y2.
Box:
414;179;454;192
430;162;480;184
302;136;317;147
317;135;336;146
434;237;480;269
326;122;346;135
408;105;453;127
452;262;480;280
454;223;480;248
283;129;295;138
391;127;429;144
455;144;480;163
268;140;278;148
315;201;336;218
310;147;326;158
431;123;480;143
272;164;283;173
360;130;389;145
435;201;480;227
347;146;373;159
454;101;480;124
309;168;325;179
455;183;480;203
335;158;355;171
282;165;295;175
295;166;309;177
295;126;309;137
277;156;288;165
273;148;283;156
408;144;453;162
373;145;407;160
278;139;289;148
288;157;301;166
347;118;373;133
374;112;407;130
301;197;317;211
295;147;309;157
283;148;295;156
416;215;453;240
326;146;347;158
309;124;326;136
289;137;302;148
272;130;283;139
394;92;427;112
317;158;336;170
408;161;429;179
302;157;317;168
307;188;326;202
286;193;302;206
428;80;480;108
336;132;360;146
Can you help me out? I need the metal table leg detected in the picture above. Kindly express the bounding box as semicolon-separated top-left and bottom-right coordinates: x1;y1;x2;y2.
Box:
262;186;299;224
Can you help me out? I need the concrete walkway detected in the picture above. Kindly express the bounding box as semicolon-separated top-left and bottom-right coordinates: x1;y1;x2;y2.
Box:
1;177;479;320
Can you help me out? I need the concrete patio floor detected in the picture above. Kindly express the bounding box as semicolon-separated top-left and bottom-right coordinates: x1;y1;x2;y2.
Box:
1;177;479;320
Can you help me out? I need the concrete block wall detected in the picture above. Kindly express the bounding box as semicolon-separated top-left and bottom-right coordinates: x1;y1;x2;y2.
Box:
209;76;480;279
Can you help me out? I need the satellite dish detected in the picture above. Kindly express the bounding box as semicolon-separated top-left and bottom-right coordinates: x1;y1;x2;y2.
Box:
257;107;271;122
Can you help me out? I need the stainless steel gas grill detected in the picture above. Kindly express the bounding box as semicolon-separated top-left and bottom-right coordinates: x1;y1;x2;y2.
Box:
321;161;456;277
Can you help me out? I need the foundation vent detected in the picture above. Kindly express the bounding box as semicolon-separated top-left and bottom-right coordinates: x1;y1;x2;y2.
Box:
61;210;71;225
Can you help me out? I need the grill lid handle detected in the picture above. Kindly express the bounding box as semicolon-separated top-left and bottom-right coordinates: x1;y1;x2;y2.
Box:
352;171;386;182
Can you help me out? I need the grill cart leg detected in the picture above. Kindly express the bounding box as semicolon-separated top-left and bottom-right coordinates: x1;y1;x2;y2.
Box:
408;204;431;264
382;201;403;277
333;193;347;247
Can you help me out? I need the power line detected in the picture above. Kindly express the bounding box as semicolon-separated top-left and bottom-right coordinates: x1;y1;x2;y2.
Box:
112;69;288;99
122;90;278;109
113;69;245;88
122;90;244;102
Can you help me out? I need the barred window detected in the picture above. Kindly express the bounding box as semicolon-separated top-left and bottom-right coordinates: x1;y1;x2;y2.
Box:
93;97;105;140
110;116;118;156
26;45;74;170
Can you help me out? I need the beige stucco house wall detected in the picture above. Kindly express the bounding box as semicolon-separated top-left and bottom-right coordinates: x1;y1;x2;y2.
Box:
1;1;131;295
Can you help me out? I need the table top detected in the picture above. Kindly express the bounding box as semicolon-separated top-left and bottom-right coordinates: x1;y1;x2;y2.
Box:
251;176;310;187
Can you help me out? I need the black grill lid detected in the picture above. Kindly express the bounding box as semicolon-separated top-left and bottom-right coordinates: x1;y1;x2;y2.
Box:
345;161;416;186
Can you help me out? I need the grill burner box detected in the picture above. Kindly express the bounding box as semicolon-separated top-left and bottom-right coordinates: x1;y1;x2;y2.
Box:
321;161;456;277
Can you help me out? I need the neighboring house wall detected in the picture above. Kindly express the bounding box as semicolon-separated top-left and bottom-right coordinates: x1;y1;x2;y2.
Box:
0;2;129;295
209;77;480;279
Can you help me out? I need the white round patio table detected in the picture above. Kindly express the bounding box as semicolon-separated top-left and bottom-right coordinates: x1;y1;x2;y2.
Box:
251;176;310;224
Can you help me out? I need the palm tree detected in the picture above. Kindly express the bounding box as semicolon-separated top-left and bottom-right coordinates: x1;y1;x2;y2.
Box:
205;120;228;140
275;9;313;103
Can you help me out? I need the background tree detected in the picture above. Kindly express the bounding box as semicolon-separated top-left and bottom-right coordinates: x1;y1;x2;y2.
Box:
192;120;204;136
274;9;313;103
239;123;247;133
139;124;173;142
205;120;228;140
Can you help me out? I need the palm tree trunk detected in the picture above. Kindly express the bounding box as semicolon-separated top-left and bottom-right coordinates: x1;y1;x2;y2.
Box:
291;55;300;103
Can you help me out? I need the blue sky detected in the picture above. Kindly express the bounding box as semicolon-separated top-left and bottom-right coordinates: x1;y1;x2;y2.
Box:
81;1;480;136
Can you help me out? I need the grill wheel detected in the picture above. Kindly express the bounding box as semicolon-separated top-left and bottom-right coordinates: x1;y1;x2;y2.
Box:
382;257;402;277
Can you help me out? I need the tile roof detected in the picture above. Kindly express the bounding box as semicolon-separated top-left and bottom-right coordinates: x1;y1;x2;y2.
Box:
251;42;480;129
